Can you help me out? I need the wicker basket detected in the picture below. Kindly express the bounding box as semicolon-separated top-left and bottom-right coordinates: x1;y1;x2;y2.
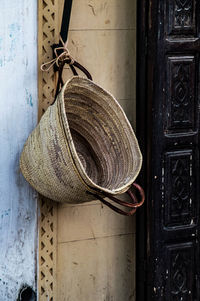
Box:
20;77;142;206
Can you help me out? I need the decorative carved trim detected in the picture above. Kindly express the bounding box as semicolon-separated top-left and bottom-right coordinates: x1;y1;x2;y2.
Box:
38;197;57;301
163;150;196;228
165;242;195;300
38;0;59;300
165;56;196;133
167;0;196;36
38;0;59;120
174;0;193;29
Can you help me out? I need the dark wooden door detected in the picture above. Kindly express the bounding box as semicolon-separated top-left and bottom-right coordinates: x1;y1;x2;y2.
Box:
136;1;200;300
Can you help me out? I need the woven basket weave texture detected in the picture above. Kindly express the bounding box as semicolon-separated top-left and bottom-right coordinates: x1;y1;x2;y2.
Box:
20;77;142;203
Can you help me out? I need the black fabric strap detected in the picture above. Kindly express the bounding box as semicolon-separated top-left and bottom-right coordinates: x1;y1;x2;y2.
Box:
60;0;73;45
52;0;73;69
51;0;93;101
52;0;73;53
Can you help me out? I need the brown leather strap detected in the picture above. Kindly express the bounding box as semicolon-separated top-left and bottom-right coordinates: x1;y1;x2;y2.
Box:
72;60;92;80
87;183;145;216
91;194;137;216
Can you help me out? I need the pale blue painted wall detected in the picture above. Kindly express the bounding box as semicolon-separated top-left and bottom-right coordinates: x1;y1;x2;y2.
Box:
0;0;38;299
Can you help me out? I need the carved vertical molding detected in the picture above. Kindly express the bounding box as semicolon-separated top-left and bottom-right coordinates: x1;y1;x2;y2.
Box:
38;0;59;300
38;0;59;119
38;197;57;301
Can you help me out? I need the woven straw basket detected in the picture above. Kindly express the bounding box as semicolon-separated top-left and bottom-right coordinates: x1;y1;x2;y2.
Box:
20;77;142;207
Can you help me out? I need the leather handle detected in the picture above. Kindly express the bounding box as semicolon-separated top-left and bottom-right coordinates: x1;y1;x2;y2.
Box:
51;58;93;105
70;60;92;80
87;183;145;216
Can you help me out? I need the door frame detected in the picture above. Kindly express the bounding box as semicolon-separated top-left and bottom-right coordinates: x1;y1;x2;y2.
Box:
136;0;149;299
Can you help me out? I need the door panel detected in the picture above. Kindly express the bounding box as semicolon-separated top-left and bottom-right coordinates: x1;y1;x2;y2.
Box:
137;0;200;300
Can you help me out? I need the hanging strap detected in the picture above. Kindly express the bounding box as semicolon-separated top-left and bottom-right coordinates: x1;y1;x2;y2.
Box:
51;57;92;105
51;0;73;62
49;0;92;103
87;183;145;216
60;0;73;45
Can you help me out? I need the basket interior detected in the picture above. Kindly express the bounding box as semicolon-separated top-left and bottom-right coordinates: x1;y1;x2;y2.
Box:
64;82;140;191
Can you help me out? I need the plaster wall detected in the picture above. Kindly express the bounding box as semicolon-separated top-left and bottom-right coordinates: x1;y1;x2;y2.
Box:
57;1;137;300
0;1;38;299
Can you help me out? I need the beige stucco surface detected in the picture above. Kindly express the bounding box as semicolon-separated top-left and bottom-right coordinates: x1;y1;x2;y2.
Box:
57;1;137;300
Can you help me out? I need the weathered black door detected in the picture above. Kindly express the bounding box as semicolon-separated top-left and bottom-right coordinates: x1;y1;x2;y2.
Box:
137;0;200;300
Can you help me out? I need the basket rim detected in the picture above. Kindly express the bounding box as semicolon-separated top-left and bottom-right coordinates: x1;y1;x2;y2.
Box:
58;76;143;195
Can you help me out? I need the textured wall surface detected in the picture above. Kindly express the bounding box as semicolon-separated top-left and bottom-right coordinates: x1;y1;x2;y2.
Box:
57;0;137;300
0;0;37;299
